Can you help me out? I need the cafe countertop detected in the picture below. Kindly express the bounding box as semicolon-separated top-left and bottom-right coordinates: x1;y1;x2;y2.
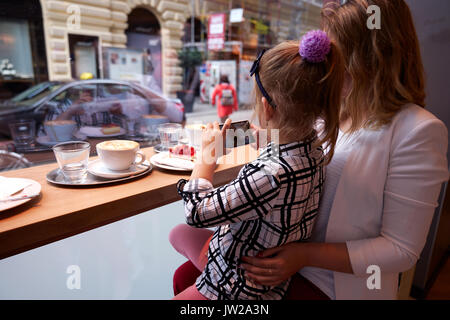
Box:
0;145;257;260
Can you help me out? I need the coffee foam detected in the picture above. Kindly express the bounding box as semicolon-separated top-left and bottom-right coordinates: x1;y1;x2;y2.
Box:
97;140;139;151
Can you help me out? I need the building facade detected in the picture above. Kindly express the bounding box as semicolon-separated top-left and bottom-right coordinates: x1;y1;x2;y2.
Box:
0;0;321;99
41;0;189;97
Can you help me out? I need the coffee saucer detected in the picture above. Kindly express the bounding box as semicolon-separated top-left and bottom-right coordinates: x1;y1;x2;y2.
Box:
87;159;151;179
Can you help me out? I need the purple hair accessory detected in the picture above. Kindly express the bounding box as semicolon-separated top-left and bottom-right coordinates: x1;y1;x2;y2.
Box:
299;30;331;63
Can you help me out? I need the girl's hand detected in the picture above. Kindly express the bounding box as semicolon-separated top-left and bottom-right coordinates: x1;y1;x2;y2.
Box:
240;242;307;287
191;119;231;182
200;119;231;165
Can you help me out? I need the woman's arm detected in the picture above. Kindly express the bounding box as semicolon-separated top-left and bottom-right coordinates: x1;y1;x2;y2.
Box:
232;87;238;111
241;242;353;286
211;86;219;106
345;118;448;277
242;117;449;286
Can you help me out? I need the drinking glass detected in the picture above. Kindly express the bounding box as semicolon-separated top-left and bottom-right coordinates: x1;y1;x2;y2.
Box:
158;123;182;150
125;117;141;137
52;141;90;183
9;120;36;148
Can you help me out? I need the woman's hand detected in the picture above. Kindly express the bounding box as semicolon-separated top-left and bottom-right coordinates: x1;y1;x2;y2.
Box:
240;242;307;287
241;242;354;287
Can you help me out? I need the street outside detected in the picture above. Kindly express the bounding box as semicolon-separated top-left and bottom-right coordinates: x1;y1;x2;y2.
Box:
186;98;254;125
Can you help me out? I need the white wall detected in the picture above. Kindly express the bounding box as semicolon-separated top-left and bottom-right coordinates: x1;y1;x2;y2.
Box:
0;201;186;299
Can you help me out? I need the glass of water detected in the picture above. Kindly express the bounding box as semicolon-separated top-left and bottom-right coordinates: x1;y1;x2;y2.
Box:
158;123;182;150
9;119;36;148
52;141;90;183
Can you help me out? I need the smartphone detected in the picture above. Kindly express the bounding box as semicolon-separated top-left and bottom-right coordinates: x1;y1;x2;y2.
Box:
219;120;251;131
219;120;254;147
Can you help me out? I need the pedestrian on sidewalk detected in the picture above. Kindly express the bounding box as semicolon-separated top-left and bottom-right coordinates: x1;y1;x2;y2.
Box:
211;75;238;123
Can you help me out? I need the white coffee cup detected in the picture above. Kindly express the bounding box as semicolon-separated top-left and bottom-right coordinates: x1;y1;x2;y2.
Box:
96;140;145;171
44;120;77;142
185;123;206;148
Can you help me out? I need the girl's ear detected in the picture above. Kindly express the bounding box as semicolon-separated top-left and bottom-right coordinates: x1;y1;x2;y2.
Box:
262;97;274;122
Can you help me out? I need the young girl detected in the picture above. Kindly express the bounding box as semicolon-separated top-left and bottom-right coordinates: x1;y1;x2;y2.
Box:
170;30;344;300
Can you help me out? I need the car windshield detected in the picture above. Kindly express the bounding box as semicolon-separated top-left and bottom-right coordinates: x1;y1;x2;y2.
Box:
10;82;63;105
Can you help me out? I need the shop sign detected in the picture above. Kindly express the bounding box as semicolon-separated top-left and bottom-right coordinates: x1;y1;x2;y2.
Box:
208;13;226;51
229;8;244;23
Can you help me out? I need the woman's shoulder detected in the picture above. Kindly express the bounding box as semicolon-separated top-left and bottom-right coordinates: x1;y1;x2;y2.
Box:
389;103;448;153
392;103;446;132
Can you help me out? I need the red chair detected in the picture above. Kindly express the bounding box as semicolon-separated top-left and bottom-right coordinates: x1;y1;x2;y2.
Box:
173;260;329;300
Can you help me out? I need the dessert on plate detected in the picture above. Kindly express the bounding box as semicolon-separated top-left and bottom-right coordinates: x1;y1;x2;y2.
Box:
101;124;121;135
169;144;196;161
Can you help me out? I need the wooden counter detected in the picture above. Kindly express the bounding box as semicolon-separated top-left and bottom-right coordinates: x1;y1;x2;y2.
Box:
0;145;258;260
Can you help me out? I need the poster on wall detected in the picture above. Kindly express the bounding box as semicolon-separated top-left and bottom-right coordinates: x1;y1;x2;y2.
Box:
103;47;143;84
126;33;162;93
208;14;226;51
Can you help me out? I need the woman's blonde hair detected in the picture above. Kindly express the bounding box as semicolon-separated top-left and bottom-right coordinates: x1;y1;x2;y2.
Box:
255;39;344;163
322;0;426;132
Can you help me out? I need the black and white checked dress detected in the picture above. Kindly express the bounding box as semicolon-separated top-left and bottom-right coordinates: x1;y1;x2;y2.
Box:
177;139;325;300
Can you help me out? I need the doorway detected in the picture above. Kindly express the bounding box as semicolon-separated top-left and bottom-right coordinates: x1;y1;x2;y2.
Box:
68;34;100;80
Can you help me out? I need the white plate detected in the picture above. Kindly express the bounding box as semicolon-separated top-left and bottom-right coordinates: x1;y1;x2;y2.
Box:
87;159;151;179
0;178;41;212
79;126;126;138
36;133;87;147
150;152;195;171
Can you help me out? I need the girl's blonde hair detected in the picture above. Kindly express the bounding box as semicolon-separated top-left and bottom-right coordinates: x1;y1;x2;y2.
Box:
255;39;344;163
322;0;426;132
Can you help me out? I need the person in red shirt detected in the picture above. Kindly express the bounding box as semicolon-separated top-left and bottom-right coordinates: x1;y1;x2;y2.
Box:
211;75;238;123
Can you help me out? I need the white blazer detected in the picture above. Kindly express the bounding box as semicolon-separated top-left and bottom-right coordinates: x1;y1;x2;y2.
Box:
325;104;448;299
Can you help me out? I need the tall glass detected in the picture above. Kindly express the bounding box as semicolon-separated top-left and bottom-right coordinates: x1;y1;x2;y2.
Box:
158;123;182;150
52;141;90;183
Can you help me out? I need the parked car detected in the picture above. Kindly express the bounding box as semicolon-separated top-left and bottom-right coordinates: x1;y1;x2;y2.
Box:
0;79;184;138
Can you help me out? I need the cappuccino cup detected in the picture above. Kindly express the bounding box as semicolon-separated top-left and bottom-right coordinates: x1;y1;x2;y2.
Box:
96;140;145;171
44;120;77;142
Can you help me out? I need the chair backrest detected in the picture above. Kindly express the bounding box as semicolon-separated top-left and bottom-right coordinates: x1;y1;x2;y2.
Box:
397;265;417;300
0;151;32;172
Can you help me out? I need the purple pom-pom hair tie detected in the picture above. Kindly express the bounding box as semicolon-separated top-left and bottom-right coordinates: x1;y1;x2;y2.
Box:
299;30;331;63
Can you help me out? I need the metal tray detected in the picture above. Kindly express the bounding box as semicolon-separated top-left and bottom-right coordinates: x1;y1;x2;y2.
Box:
46;164;152;187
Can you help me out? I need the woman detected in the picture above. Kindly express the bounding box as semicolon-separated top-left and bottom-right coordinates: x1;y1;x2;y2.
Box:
172;0;448;300
211;75;238;123
239;0;448;299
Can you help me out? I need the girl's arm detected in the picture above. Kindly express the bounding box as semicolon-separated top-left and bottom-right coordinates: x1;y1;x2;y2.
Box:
177;121;281;228
178;163;281;228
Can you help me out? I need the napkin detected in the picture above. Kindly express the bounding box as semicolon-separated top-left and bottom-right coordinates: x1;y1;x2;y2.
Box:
155;155;195;170
0;176;33;200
